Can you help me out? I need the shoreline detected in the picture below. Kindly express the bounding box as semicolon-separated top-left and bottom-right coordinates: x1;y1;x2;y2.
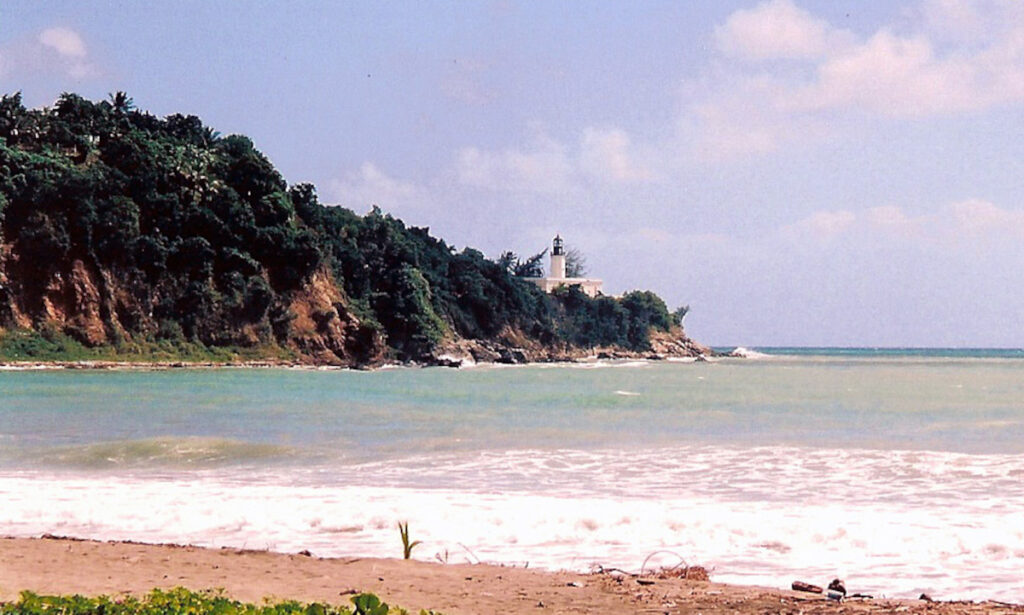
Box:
0;353;717;372
0;536;1019;614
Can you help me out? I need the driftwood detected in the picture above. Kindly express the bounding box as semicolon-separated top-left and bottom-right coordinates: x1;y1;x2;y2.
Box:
792;580;823;594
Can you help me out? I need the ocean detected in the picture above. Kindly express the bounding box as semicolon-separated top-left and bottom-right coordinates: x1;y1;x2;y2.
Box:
1;349;1022;601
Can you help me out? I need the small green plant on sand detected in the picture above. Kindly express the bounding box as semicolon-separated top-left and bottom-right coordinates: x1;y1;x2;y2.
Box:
397;521;422;560
351;594;389;615
0;588;443;615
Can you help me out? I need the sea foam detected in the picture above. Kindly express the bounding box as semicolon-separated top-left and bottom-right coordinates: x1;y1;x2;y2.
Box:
1;445;1022;602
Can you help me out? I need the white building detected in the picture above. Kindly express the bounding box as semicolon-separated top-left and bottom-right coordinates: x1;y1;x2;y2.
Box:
526;235;603;298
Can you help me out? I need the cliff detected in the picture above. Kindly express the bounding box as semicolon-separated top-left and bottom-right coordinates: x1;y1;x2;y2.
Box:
0;93;705;366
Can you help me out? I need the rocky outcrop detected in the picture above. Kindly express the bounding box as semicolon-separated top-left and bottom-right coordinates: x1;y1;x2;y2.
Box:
648;328;714;357
428;325;711;368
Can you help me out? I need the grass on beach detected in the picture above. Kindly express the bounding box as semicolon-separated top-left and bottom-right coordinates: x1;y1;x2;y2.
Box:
0;327;297;364
0;588;440;615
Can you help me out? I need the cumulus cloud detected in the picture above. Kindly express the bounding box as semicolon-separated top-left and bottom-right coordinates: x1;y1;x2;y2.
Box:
579;128;652;183
0;26;102;80
38;27;87;58
947;198;1024;237
865;205;918;235
327;162;426;211
781;200;1024;244
782;209;856;241
787;30;1024;117
456;135;574;194
714;0;846;61
691;0;1024;157
684;70;834;160
456;126;653;194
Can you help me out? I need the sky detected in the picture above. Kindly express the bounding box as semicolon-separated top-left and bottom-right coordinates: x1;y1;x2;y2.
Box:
2;0;1024;347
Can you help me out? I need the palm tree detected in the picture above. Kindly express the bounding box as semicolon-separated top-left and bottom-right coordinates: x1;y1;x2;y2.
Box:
201;126;221;147
108;91;134;115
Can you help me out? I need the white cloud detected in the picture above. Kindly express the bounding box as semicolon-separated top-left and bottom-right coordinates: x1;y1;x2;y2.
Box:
684;70;834;160
714;0;845;61
782;209;856;240
328;162;425;211
38;27;87;58
787;30;1024;117
456;136;575;194
1;26;103;80
865;205;917;235
947;198;1024;237
865;199;1024;242
691;0;1024;157
455;125;654;193
579;128;652;183
779;200;1024;245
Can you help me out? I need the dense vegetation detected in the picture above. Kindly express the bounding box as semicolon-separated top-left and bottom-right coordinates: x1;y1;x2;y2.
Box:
0;92;685;363
0;588;438;615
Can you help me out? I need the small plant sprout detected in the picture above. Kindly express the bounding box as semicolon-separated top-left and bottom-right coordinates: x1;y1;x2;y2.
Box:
351;593;390;615
397;521;422;560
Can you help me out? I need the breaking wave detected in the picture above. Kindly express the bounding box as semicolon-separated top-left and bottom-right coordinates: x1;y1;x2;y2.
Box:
32;437;295;469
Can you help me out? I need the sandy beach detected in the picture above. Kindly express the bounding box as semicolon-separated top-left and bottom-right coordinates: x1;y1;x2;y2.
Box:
0;536;1020;614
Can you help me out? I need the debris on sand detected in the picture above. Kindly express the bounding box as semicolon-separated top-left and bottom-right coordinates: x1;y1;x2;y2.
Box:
792;580;823;594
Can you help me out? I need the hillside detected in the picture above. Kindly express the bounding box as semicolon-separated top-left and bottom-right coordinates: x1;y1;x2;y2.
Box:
0;93;706;366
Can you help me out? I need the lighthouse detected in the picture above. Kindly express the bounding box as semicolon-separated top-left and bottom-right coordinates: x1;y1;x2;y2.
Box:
551;234;566;279
525;234;603;297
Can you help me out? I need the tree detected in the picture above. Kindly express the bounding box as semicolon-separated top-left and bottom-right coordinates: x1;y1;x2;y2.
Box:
620;290;673;349
565;247;588;277
497;251;517;273
498;249;546;277
0;92;26;142
672;305;690;326
514;249;546;277
108;91;134;115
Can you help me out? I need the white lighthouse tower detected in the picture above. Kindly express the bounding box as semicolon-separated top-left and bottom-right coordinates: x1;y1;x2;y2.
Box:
525;234;603;297
551;234;566;279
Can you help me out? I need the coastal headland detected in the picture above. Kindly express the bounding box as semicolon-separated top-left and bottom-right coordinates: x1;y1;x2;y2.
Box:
0;93;705;369
0;537;1019;614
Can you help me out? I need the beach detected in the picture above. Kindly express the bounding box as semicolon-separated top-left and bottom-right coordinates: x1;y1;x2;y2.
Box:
2;536;1021;614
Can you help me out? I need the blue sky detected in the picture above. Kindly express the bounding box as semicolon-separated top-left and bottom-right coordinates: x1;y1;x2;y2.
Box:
3;0;1024;346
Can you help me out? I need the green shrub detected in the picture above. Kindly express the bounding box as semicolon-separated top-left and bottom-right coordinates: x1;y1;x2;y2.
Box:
0;588;427;615
0;588;443;615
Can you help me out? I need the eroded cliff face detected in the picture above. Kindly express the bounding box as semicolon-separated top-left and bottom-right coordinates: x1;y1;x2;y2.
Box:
0;243;386;366
280;267;385;366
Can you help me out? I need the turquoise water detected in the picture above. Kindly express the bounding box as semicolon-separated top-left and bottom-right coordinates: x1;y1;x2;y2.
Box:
1;352;1023;600
3;354;1023;461
744;347;1024;359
